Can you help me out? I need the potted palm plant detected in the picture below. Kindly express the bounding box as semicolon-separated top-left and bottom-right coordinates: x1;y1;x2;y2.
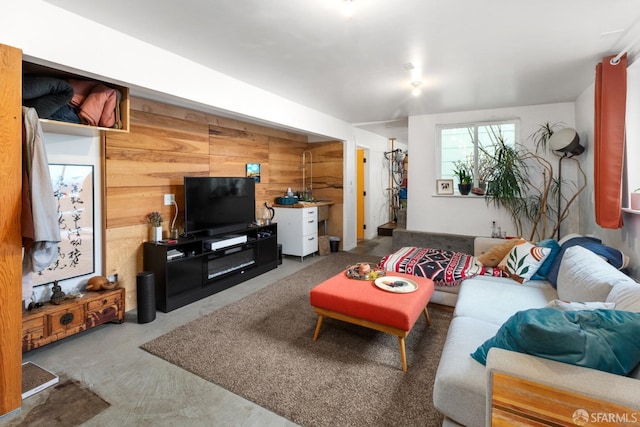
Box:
482;124;586;241
146;211;163;241
452;161;473;195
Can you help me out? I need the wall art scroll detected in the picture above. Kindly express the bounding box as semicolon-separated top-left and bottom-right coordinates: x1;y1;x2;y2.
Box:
34;164;94;286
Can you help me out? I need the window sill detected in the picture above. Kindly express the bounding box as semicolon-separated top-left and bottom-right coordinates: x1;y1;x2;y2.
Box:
622;208;640;215
432;194;487;198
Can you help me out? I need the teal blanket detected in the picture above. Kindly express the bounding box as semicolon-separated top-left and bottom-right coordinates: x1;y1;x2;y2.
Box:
471;308;640;376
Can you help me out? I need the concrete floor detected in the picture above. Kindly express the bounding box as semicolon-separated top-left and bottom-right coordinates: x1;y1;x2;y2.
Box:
4;236;392;427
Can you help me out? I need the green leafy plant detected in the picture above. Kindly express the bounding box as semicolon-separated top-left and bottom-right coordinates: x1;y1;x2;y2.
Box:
146;211;163;227
482;132;530;235
530;121;564;153
482;124;586;241
452;161;473;184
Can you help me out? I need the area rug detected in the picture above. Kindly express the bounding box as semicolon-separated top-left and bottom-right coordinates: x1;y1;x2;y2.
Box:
141;253;452;427
6;376;109;427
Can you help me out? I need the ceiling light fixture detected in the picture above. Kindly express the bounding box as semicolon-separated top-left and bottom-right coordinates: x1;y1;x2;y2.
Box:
342;0;355;18
411;81;423;96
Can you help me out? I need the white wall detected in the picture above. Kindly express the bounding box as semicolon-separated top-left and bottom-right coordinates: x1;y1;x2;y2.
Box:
0;0;371;251
407;102;577;238
1;1;353;142
575;61;640;279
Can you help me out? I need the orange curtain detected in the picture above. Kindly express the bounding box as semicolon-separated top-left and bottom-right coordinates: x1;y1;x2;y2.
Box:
594;53;627;229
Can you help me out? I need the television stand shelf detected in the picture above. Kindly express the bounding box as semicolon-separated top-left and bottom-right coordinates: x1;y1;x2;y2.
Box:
144;223;278;312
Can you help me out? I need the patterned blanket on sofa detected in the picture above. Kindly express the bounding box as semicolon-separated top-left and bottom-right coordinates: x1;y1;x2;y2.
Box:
380;246;507;287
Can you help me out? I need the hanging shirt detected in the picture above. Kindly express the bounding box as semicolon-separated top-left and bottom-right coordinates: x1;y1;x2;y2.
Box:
22;107;60;277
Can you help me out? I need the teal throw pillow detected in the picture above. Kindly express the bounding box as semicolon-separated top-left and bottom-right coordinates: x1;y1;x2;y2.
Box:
530;239;560;281
470;308;640;376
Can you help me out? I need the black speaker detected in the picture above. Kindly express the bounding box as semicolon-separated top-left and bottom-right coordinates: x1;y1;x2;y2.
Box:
136;271;156;324
277;243;283;265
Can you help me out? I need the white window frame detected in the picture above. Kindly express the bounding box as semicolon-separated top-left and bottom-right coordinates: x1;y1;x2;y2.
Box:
436;119;520;190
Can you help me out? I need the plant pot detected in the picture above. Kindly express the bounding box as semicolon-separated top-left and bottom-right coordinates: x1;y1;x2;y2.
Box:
151;226;163;241
458;183;472;195
631;193;640;210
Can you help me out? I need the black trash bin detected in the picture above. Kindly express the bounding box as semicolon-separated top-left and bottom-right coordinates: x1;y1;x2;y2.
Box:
329;236;340;253
136;271;156;324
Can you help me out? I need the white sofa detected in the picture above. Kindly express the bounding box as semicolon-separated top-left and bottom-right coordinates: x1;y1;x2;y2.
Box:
433;240;640;427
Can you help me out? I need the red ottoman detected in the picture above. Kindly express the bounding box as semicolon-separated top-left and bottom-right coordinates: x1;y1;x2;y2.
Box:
309;271;434;372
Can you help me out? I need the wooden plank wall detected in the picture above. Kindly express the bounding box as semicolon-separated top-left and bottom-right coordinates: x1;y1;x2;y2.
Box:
0;43;23;417
105;98;343;310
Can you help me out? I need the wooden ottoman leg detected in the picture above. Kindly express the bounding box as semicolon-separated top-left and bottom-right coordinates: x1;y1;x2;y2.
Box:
313;314;324;341
423;307;431;326
398;336;407;373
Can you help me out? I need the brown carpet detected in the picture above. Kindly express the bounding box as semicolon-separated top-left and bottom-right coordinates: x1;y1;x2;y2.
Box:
141;253;451;427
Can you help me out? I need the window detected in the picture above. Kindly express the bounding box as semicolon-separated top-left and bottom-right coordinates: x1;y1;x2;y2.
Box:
438;120;518;190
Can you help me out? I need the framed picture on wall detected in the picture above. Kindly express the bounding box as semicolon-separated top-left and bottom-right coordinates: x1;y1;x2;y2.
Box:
246;163;261;183
33;164;95;286
436;179;454;195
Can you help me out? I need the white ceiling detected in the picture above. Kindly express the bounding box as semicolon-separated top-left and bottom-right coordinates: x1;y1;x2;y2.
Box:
44;0;640;143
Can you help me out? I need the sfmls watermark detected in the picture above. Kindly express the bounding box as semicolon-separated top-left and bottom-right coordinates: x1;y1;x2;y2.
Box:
572;408;639;425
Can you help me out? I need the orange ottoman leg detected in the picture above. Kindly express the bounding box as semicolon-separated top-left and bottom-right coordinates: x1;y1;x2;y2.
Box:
398;335;408;372
313;314;324;341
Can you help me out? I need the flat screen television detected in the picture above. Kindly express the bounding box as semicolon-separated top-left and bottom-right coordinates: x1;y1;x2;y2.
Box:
184;176;256;236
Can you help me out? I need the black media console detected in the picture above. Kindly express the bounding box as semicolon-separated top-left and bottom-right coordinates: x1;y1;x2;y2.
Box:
143;223;278;312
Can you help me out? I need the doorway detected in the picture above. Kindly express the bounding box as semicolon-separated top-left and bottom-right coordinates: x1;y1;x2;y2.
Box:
356;148;366;240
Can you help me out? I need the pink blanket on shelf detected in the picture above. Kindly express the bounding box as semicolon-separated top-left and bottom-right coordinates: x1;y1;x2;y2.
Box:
68;79;118;128
380;246;507;287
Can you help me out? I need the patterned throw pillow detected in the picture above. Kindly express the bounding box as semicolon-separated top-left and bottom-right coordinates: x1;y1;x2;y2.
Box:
530;238;561;281
498;241;551;283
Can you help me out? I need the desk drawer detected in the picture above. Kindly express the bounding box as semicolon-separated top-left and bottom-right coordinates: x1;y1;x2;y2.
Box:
87;292;122;312
302;233;318;255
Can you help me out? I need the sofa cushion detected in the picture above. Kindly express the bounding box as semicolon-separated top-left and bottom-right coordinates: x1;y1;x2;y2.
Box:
547;235;628;287
434;316;499;427
471;308;640;376
606;281;640;312
557;246;634;302
530;238;561;281
498;241;551;283
475;238;522;267
454;277;557;326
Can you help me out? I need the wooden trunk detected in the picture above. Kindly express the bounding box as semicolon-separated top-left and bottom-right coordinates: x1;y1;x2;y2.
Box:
21;289;125;353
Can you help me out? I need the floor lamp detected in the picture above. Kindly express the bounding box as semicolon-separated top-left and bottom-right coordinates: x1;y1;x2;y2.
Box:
548;128;585;240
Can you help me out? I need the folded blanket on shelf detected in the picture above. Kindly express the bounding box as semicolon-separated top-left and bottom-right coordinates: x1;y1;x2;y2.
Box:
68;79;118;128
380;246;507;286
22;75;74;119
